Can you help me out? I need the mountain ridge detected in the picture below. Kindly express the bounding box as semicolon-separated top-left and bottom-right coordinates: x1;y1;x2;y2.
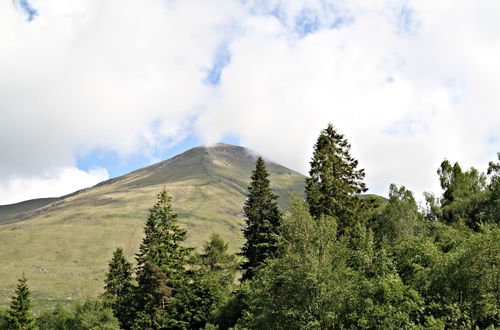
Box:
0;143;305;309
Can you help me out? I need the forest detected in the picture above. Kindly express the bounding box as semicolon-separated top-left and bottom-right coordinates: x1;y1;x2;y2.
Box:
1;123;499;329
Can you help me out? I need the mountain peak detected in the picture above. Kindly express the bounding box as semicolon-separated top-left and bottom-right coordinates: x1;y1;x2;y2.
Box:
0;144;305;307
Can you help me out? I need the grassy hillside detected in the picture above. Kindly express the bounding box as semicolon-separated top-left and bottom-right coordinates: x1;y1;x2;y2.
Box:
0;197;61;226
0;144;305;310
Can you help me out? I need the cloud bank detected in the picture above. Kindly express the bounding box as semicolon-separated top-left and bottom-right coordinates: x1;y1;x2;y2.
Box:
1;0;499;204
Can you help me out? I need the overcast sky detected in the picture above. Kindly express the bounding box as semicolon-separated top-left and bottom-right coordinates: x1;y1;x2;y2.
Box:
1;0;499;205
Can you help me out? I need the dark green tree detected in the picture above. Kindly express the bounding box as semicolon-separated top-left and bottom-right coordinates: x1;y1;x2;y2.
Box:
7;275;35;330
133;189;193;329
136;190;191;279
103;247;134;329
305;123;367;231
240;156;282;281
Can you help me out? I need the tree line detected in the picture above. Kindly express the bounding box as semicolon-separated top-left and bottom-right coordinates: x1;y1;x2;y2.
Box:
1;123;498;329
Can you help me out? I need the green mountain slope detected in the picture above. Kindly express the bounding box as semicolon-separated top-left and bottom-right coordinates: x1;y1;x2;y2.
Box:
0;144;305;310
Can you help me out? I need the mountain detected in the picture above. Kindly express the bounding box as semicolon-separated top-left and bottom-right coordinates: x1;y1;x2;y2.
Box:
0;144;305;310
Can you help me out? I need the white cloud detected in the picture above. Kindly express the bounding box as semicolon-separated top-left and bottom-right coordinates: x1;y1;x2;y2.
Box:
0;167;108;205
1;0;499;203
195;0;500;198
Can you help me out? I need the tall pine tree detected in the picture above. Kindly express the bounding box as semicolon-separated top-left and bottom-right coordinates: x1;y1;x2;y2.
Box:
136;189;191;285
8;275;35;330
305;123;367;229
133;189;192;329
103;247;134;329
240;156;281;281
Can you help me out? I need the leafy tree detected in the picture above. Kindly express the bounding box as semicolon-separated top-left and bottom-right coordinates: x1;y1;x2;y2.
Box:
71;300;119;330
305;123;367;232
240;156;282;281
7;275;35;330
103;247;134;329
372;184;422;244
36;300;119;330
36;304;73;330
426;224;500;328
486;153;500;223
240;196;353;329
437;159;487;228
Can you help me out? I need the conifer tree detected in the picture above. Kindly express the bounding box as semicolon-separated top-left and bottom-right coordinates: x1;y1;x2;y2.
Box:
305;123;367;229
8;275;35;330
103;247;134;329
133;189;192;328
240;156;281;281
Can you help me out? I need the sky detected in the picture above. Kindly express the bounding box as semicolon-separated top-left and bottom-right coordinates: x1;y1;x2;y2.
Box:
1;0;499;205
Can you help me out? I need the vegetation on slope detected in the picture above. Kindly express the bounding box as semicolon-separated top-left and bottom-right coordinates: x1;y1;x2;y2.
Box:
1;125;498;329
0;144;304;310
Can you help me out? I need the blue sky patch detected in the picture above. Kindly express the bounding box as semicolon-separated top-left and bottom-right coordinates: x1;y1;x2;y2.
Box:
295;9;321;36
268;4;348;38
204;45;231;86
77;134;242;179
396;4;418;35
17;0;38;21
384;119;427;137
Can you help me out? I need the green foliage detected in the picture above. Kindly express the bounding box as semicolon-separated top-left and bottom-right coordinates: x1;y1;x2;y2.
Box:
36;300;119;330
437;159;488;228
305;123;367;231
197;234;238;308
132;189;195;328
240;196;424;329
136;190;191;283
0;144;305;309
240;196;352;329
240;156;282;281
103;247;134;329
0;308;11;329
104;190;238;329
372;184;422;244
35;304;72;330
429;224;500;328
486;153;500;223
7;275;35;330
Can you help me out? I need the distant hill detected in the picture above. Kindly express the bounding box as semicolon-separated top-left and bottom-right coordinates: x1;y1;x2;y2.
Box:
0;144;305;309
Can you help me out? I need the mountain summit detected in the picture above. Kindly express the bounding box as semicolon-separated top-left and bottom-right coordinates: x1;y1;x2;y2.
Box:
0;144;305;308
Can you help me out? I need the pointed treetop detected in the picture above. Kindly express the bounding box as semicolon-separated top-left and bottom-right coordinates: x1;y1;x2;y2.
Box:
305;123;367;225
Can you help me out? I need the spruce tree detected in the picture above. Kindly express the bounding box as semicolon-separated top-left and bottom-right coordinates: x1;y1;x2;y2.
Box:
136;189;191;285
103;247;134;329
240;156;281;281
8;275;35;330
134;189;192;328
305;123;367;228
